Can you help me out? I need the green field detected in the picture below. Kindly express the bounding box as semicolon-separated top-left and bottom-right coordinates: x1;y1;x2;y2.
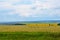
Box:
0;24;60;40
0;32;60;40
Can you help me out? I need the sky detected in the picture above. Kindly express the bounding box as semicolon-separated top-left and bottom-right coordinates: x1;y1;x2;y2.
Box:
0;0;60;22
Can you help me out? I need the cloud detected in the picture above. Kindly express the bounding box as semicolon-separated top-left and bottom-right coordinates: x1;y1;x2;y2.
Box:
0;0;60;20
12;0;53;17
0;0;20;3
0;2;14;9
13;5;32;17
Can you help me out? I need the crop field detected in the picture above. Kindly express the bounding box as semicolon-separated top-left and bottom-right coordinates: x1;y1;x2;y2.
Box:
0;23;60;40
0;23;59;32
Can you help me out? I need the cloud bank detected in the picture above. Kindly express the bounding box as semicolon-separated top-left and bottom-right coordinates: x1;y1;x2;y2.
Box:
0;0;60;21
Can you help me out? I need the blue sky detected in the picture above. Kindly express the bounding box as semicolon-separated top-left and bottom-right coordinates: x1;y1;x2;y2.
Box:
0;0;60;22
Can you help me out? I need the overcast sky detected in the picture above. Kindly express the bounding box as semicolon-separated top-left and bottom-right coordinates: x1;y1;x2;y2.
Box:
0;0;60;22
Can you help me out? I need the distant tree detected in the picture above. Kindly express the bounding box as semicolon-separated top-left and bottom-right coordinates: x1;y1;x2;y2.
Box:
57;23;60;26
14;23;26;25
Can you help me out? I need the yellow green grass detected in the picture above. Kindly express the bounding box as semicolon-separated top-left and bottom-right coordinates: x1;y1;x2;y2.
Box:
0;24;60;32
0;32;60;40
0;24;60;40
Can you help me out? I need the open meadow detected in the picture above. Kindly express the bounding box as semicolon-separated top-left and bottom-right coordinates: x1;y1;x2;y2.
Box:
0;23;60;40
0;23;59;32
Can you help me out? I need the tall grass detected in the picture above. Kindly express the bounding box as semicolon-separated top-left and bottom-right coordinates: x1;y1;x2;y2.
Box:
0;25;60;32
0;32;60;40
0;24;60;40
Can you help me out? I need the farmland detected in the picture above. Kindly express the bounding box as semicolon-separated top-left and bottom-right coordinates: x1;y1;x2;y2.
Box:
0;32;60;40
0;23;60;40
0;23;59;32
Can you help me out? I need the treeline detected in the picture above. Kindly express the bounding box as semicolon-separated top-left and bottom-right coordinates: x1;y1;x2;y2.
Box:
0;23;26;25
58;23;60;26
14;24;26;25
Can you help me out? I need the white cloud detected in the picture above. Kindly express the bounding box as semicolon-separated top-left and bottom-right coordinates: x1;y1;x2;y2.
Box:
0;2;13;9
12;0;54;17
1;0;20;3
33;0;52;9
0;0;60;18
13;5;32;17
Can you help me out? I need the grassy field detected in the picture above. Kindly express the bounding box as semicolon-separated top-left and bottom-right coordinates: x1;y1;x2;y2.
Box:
0;32;60;40
0;24;60;40
0;24;60;32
